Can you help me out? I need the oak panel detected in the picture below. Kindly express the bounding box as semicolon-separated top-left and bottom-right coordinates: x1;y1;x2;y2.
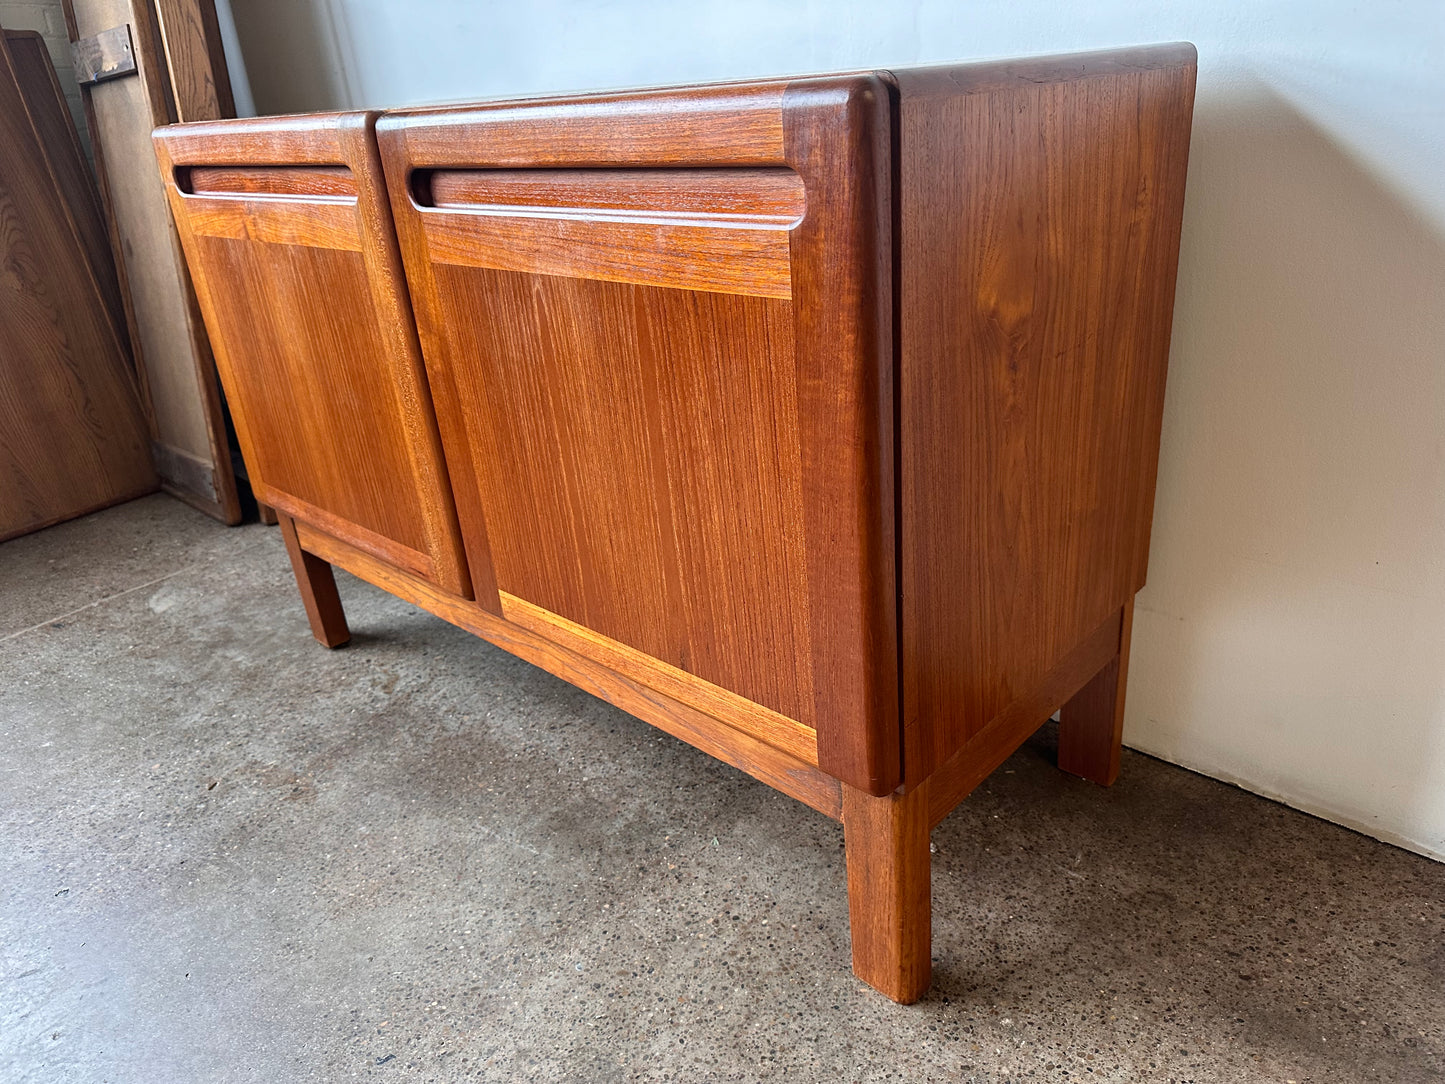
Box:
2;29;126;342
896;47;1197;782
0;36;156;541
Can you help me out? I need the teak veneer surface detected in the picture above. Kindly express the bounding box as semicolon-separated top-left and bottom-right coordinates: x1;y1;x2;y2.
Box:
155;113;471;596
894;48;1195;782
379;73;900;796
156;45;1196;1003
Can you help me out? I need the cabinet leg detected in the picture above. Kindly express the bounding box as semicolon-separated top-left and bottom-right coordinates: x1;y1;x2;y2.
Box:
277;515;351;648
257;502;279;526
841;780;932;1003
1058;598;1134;786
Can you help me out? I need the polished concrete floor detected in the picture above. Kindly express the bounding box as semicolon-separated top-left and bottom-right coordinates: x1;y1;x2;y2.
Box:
1;494;1442;1083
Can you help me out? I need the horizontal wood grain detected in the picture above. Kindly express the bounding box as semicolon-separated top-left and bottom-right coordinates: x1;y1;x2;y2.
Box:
181;164;357;199
177;193;362;250
377;81;790;169
295;522;841;819
260;486;434;581
500;592;819;765
417;209;793;298
422;167;804;223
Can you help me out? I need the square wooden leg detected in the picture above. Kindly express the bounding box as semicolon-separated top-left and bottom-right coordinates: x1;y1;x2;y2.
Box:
277;515;351;648
1058;598;1134;786
841;780;932;1003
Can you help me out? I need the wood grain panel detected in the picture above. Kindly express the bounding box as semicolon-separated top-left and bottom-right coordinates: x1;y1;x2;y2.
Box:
0;36;156;541
2;29;126;341
152;0;235;122
423;167;804;222
782;75;898;794
426;266;817;724
500;592;819;765
180;193;363;251
896;47;1197;783
183;164;358;199
294;521;842;820
65;0;241;523
189;235;430;554
157;113;472;596
417;210;793;298
379;81;790;169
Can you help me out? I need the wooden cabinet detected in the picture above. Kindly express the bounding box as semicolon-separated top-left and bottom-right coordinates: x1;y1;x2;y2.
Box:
155;44;1196;1003
155;114;470;595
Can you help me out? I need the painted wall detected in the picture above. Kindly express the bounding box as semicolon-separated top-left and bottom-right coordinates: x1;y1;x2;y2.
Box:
222;0;1445;858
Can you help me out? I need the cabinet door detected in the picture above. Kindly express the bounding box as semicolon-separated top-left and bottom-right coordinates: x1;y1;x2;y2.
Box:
379;78;899;793
155;114;471;596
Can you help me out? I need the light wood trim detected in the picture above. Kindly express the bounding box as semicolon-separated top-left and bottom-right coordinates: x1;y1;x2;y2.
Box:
925;608;1123;829
260;487;434;581
294;523;841;819
499;592;819;765
177;192;362;251
416;210;794;299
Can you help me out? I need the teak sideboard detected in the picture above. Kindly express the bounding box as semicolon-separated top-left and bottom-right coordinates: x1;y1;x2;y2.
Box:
154;44;1196;1003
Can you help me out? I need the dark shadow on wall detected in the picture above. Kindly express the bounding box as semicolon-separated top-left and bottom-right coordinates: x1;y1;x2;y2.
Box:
227;0;356;114
1130;74;1445;857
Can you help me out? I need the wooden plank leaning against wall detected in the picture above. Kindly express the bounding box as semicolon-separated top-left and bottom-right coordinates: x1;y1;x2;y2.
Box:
0;28;156;541
61;0;242;523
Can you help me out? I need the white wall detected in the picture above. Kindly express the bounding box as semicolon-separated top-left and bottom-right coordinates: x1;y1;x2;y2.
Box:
223;0;1445;860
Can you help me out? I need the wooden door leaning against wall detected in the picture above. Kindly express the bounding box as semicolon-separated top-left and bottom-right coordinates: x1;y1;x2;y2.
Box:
0;28;157;542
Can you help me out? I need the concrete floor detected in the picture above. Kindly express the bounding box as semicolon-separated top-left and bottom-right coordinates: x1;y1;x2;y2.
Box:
1;494;1441;1083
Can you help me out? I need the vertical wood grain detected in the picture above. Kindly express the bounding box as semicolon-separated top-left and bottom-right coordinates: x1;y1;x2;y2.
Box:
0;33;157;541
155;113;473;597
1059;598;1135;787
783;74;900;796
842;780;932;1004
64;0;242;524
277;514;350;648
895;47;1197;784
152;0;235;122
425;266;816;722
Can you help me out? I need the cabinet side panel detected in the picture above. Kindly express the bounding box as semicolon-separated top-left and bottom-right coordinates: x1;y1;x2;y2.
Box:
897;50;1196;782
